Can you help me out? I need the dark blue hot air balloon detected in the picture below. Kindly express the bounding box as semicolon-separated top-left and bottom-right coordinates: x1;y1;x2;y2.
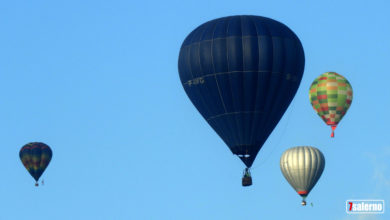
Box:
178;15;305;186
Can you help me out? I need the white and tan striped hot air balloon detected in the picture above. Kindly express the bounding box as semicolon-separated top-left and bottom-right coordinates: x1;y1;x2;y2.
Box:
280;146;325;206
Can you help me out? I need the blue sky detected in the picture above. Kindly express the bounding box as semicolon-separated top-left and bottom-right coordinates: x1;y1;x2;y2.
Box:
0;0;389;219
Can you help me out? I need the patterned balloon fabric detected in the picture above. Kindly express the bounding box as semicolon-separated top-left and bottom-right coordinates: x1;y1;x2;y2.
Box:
309;72;353;137
19;142;52;185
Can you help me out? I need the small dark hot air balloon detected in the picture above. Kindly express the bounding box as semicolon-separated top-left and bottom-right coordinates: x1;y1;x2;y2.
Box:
19;142;52;186
178;15;305;186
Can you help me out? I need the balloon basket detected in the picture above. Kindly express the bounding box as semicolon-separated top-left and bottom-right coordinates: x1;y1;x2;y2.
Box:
242;176;252;187
330;125;337;138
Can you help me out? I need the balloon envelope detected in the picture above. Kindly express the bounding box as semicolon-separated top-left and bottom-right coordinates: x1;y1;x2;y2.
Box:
19;142;52;183
309;72;353;137
280;146;325;199
178;15;305;167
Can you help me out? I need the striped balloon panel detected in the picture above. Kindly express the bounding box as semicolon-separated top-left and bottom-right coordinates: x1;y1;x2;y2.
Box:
280;146;325;197
19;142;52;181
309;72;352;125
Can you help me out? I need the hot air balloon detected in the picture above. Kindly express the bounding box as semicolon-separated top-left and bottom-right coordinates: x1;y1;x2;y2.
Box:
178;15;305;186
19;142;52;186
280;146;325;206
309;72;353;137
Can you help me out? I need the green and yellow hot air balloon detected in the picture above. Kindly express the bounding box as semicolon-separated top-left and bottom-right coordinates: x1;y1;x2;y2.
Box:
19;142;52;186
309;72;353;137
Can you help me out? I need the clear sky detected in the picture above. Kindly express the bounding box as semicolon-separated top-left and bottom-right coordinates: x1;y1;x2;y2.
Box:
0;0;389;219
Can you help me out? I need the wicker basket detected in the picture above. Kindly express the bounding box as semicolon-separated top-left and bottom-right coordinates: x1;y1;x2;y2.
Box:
242;176;252;186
